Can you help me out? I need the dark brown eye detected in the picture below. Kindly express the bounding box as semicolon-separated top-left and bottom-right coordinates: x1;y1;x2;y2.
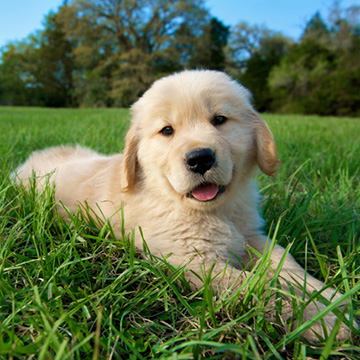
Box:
160;126;174;136
212;115;227;126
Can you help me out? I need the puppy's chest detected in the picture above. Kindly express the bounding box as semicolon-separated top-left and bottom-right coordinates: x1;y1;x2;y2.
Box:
140;214;248;262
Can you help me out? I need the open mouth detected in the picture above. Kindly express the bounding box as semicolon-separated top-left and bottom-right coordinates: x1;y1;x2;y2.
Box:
186;183;226;202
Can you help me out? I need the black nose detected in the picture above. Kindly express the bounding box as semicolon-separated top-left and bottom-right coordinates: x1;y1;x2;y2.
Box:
186;148;216;175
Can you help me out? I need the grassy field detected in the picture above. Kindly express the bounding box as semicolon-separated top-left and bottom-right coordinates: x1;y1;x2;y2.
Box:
0;107;359;359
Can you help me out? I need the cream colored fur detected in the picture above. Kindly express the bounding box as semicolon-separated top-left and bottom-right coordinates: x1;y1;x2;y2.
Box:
15;70;351;341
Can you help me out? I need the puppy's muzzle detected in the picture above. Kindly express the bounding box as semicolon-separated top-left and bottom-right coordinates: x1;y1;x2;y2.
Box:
186;148;216;175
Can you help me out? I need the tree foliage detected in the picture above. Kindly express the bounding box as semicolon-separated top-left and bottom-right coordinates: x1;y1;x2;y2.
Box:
269;4;360;116
0;13;75;107
226;23;291;111
0;0;359;115
57;0;211;107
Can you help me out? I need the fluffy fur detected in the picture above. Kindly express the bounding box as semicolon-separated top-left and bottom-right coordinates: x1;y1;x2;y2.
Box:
15;70;350;341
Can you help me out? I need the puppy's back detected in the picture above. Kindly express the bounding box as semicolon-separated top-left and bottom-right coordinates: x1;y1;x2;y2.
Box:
13;145;100;186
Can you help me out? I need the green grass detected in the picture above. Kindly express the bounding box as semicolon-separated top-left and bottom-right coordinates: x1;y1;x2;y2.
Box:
0;107;359;359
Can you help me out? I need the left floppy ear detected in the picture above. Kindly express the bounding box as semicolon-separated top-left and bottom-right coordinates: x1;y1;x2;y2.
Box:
251;110;280;176
120;124;139;191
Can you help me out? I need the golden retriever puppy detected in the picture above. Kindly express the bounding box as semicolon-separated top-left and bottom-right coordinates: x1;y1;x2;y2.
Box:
14;70;350;341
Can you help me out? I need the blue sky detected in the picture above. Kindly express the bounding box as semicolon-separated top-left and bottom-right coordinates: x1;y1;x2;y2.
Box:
0;0;359;48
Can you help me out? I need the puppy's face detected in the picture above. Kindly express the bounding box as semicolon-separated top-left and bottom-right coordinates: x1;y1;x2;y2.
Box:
122;71;279;210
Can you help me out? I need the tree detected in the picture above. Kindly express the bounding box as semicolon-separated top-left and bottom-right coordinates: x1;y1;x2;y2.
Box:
301;11;330;44
226;22;276;70
0;42;31;106
57;0;210;107
269;5;360;116
32;12;76;107
225;22;291;111
0;12;76;107
240;35;290;111
268;39;335;114
189;17;230;71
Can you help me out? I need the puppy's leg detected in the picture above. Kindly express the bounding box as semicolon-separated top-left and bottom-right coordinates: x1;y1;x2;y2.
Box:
162;251;250;296
249;236;351;341
184;260;251;295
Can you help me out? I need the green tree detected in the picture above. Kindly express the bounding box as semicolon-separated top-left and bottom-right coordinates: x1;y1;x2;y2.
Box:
301;11;330;44
58;0;210;107
269;3;360;116
33;12;76;107
226;22;275;69
226;22;291;111
0;43;31;105
189;17;230;70
0;12;75;107
269;39;335;114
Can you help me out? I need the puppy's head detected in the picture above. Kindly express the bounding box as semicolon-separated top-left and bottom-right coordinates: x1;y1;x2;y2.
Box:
121;70;279;209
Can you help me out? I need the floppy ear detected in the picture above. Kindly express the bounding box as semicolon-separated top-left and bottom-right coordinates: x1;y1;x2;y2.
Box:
251;111;280;176
120;125;139;191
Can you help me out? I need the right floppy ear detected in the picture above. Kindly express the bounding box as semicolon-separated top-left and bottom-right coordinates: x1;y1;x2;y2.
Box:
120;125;139;192
251;110;280;176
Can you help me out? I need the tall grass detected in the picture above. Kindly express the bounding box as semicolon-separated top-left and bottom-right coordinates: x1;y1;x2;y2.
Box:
0;107;359;359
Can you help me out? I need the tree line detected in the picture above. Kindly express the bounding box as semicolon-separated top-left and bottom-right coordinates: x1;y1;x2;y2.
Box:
0;0;359;116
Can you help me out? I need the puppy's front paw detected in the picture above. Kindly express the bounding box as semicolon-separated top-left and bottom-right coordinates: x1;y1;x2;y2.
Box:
301;302;351;342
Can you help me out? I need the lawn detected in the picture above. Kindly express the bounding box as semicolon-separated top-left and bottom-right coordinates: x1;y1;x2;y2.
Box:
0;107;359;359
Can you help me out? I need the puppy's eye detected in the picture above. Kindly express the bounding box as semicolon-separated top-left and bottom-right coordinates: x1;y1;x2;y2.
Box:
160;126;174;136
212;115;227;126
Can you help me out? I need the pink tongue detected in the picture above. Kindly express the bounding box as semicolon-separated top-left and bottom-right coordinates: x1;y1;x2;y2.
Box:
192;184;219;201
